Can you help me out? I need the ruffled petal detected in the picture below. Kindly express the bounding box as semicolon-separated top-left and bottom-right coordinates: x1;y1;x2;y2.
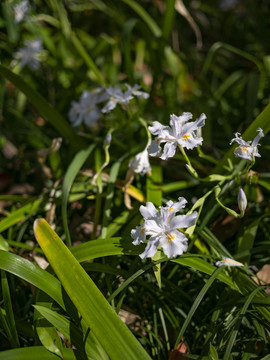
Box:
131;224;146;245
170;211;198;229
144;219;163;235
140;202;159;219
160;141;177;160
252;128;264;147
139;235;160;259
148;121;165;135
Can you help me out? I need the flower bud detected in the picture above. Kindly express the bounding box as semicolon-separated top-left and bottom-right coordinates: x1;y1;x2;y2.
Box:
238;188;247;213
104;133;112;146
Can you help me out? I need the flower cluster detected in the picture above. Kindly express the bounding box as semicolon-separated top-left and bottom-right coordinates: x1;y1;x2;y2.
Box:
131;198;198;259
230;128;264;161
68;84;149;127
14;0;29;23
148;112;206;160
15;38;42;70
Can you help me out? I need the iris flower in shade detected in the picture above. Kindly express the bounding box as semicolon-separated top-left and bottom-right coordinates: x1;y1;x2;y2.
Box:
128;139;152;175
14;0;29;23
215;257;244;267
131;198;198;259
125;84;149;99
148;112;206;160
15;38;42;70
230;128;264;161
68;90;101;127
128;149;151;175
101;85;133;113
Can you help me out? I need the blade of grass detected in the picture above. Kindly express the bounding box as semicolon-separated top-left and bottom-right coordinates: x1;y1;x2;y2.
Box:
1;270;20;348
62;143;95;246
174;266;224;348
122;0;162;37
223;286;266;360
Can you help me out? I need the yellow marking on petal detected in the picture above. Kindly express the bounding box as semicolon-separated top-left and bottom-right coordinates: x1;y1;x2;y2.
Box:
166;233;175;242
110;97;115;102
87;108;92;113
240;147;248;152
169;207;174;211
182;134;191;141
141;227;145;233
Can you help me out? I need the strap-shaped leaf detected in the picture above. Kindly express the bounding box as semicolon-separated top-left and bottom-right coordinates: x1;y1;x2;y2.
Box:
33;219;151;360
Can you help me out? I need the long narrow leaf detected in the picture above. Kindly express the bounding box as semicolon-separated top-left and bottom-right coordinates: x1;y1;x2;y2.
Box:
62;144;95;246
34;218;152;360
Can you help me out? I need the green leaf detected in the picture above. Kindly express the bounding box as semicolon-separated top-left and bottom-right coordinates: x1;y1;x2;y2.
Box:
0;251;65;309
34;305;109;360
0;199;43;234
122;0;162;37
1;270;20;348
0;346;81;360
62;144;95;246
34;219;152;360
0;65;84;152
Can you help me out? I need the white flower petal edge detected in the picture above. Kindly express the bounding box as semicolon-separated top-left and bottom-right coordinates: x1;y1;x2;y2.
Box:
148;112;206;160
215;257;244;267
131;197;198;259
230;128;264;161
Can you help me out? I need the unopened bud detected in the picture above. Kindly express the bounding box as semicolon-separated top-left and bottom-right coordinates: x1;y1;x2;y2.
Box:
104;133;112;146
238;188;247;213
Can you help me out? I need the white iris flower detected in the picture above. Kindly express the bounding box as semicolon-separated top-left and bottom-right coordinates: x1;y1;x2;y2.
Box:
125;84;149;99
215;257;244;267
148;112;206;160
102;85;133;113
15;38;42;70
69;90;102;127
131;198;198;259
230;128;264;161
14;0;29;23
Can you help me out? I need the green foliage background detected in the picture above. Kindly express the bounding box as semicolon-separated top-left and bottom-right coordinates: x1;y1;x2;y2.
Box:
0;0;270;359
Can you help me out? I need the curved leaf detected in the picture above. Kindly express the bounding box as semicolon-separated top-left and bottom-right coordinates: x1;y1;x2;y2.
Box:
34;218;152;360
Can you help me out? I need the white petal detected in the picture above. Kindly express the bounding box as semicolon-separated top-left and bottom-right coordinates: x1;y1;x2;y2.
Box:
131;225;146;245
178;135;203;150
148;140;161;157
144;219;163;235
148;121;164;135
159;231;188;258
139;235;160;259
170;211;198;229
140;202;159;219
160;141;177;160
252;128;264;147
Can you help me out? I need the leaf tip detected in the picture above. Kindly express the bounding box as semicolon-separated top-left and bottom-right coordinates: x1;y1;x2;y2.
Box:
33;218;45;235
